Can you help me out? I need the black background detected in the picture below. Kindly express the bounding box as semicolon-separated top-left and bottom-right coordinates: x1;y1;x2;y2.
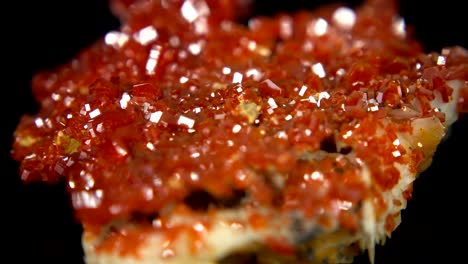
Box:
2;0;467;263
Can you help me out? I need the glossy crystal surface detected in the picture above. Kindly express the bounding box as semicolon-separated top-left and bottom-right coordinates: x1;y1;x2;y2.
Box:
12;0;468;233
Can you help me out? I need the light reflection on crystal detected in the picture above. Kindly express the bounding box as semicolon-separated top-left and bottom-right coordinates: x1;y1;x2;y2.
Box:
190;172;200;181
376;92;383;103
246;40;257;51
194;17;209;34
392;17;406;38
161;248;175;259
232;124;242;133
298;85;308;96
80;170;95;190
77;152;87;160
63;96;74;107
178;115;195;128
279;16;293;39
367;99;379;112
143;187;154;200
146;46;162;75
44;118;52;128
222;67;231;75
308;18;328;37
332;7;356;30
232;72;243;83
188;42;202;55
153;218;162;228
153;177;163;187
392;150;401;157
181;0;199;22
133;25;158;45
69;180;76;189
142;102;152;114
20;170;31;181
336;68;346;76
246;68;262;81
114;142;128;156
104;31;129;48
267;98;278;109
149;111;163;123
120;92;131;109
179;76;189;83
88;127;96;138
89;108;101;119
263;79;281;92
338;200;353;210
214;113;225;120
437;55;446;65
72;190;103;209
392;139;400;146
255;45;271;57
51;93;60;101
312;62;326;78
144;142;154;152
307;91;330;107
180;0;210;23
34;117;44;128
65;157;74;167
312;171;324;181
276;131;288;139
342;130;353;139
193;222;206;232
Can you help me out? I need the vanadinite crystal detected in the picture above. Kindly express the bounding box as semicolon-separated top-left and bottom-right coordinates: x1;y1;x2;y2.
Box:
12;0;468;251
